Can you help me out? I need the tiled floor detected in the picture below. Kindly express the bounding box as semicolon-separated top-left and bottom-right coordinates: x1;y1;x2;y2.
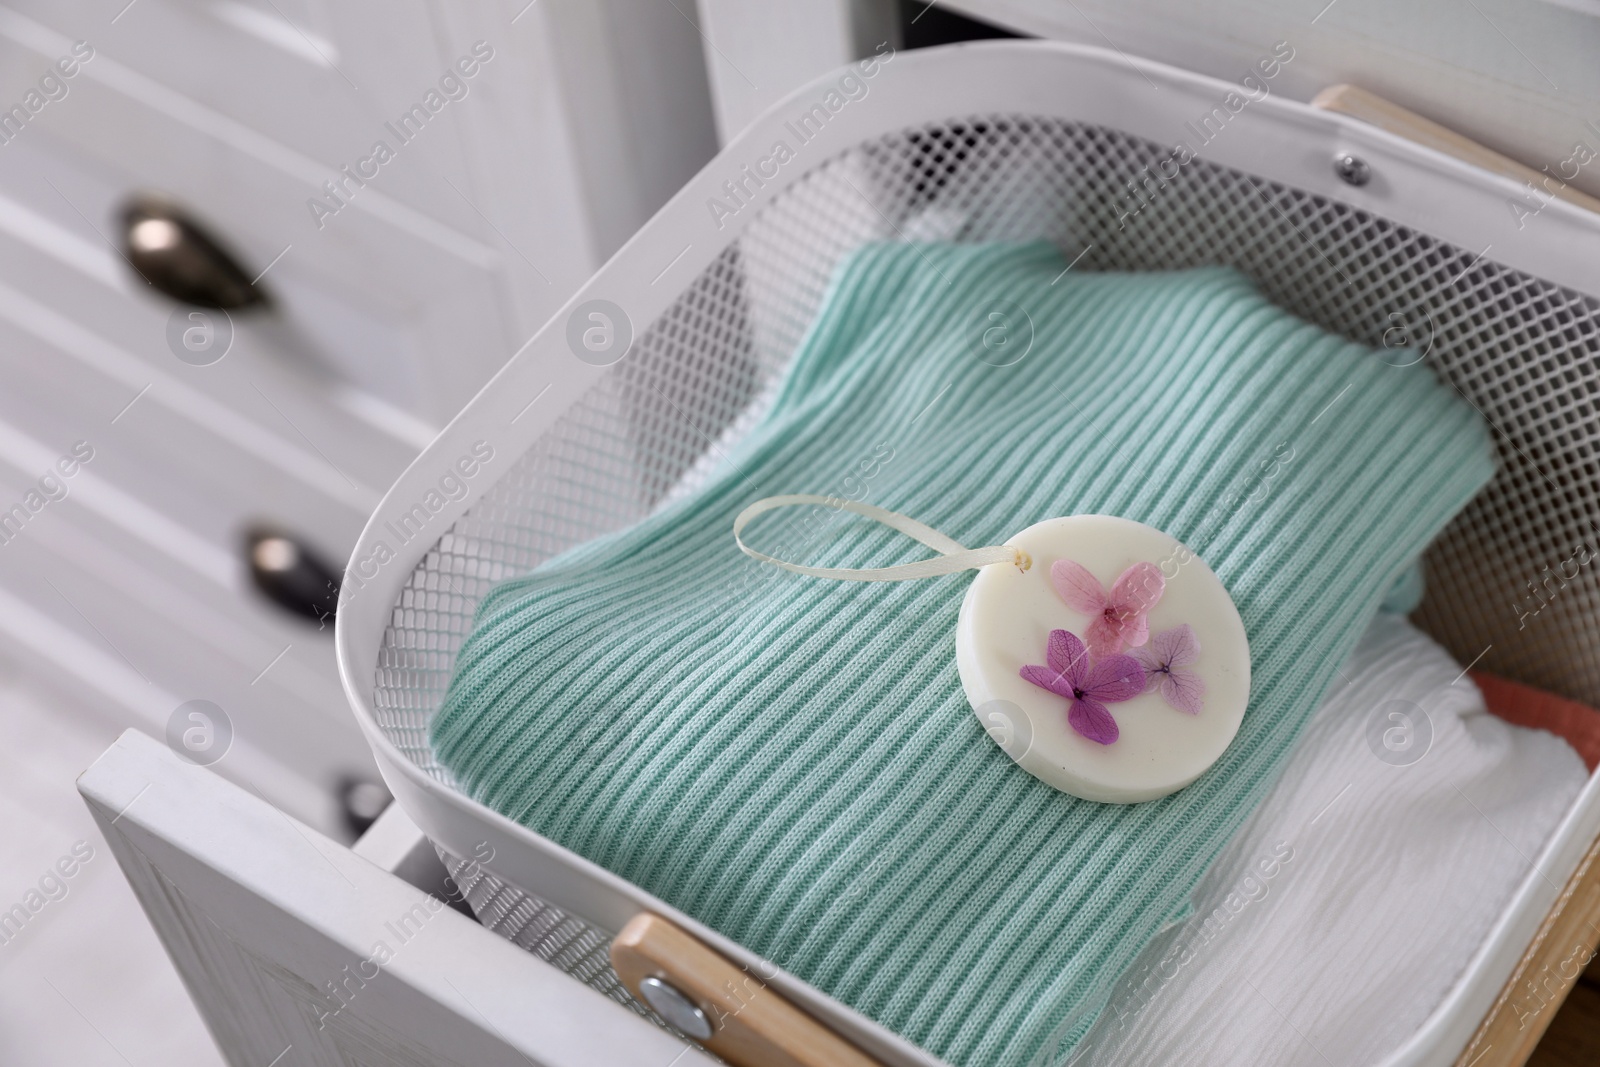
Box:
0;673;219;1067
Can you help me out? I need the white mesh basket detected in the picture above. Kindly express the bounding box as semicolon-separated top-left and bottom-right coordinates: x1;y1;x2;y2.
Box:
335;40;1600;1067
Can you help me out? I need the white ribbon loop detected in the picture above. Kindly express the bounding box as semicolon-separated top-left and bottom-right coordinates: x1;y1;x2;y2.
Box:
732;494;1031;582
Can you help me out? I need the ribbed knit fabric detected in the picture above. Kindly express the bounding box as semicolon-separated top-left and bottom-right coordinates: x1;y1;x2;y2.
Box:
432;242;1495;1066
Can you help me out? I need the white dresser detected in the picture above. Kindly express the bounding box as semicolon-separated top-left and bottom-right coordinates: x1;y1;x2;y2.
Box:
0;0;716;832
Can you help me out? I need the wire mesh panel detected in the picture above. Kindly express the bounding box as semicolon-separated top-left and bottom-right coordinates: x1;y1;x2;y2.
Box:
372;114;1600;1004
438;846;727;1057
371;248;765;781
439;848;636;1006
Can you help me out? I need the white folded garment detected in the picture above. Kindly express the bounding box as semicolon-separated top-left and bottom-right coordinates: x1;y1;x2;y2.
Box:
1071;612;1586;1066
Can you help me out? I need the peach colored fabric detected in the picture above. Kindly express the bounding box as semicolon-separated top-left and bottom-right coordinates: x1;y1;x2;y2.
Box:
1472;670;1600;772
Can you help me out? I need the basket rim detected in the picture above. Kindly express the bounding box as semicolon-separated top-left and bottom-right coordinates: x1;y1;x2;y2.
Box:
334;37;1600;1067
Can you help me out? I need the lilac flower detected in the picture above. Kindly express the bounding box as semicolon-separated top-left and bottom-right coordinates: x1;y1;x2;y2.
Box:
1134;624;1205;715
1019;628;1146;745
1051;559;1166;658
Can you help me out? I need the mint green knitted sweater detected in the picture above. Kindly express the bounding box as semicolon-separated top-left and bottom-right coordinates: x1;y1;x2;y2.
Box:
433;243;1493;1066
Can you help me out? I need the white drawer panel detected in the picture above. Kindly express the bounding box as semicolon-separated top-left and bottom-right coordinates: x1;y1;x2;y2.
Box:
0;9;522;422
0;136;425;470
0;0;494;237
0;324;366;573
0;399;351;656
0;257;409;509
0;467;371;831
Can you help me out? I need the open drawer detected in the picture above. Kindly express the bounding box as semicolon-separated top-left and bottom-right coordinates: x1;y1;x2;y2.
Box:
79;725;1600;1067
313;36;1600;1067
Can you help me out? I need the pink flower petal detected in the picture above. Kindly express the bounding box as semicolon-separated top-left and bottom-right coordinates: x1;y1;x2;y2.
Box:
1051;559;1109;617
1111;562;1166;616
1082;616;1125;659
1159;669;1206;715
1121;612;1151;649
1083;653;1146;704
1068;698;1120;745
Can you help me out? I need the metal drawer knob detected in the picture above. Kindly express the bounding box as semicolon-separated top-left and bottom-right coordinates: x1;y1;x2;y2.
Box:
245;527;340;626
121;193;266;310
338;775;392;838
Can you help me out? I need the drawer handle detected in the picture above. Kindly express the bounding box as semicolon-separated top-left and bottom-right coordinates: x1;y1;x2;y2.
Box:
611;913;884;1067
245;527;339;627
121;193;267;310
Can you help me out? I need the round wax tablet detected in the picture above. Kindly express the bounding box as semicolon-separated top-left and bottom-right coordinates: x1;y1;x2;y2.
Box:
956;515;1250;803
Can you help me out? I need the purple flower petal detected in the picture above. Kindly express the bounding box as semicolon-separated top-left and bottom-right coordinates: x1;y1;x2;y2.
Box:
1082;653;1146;704
1068;698;1120;745
1045;629;1089;684
1020;662;1075;699
1149;624;1200;670
1051;560;1109;617
1159;670;1206;715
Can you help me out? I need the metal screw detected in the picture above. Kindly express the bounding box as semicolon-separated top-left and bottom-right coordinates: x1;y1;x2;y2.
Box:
638;976;714;1040
1334;154;1371;187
